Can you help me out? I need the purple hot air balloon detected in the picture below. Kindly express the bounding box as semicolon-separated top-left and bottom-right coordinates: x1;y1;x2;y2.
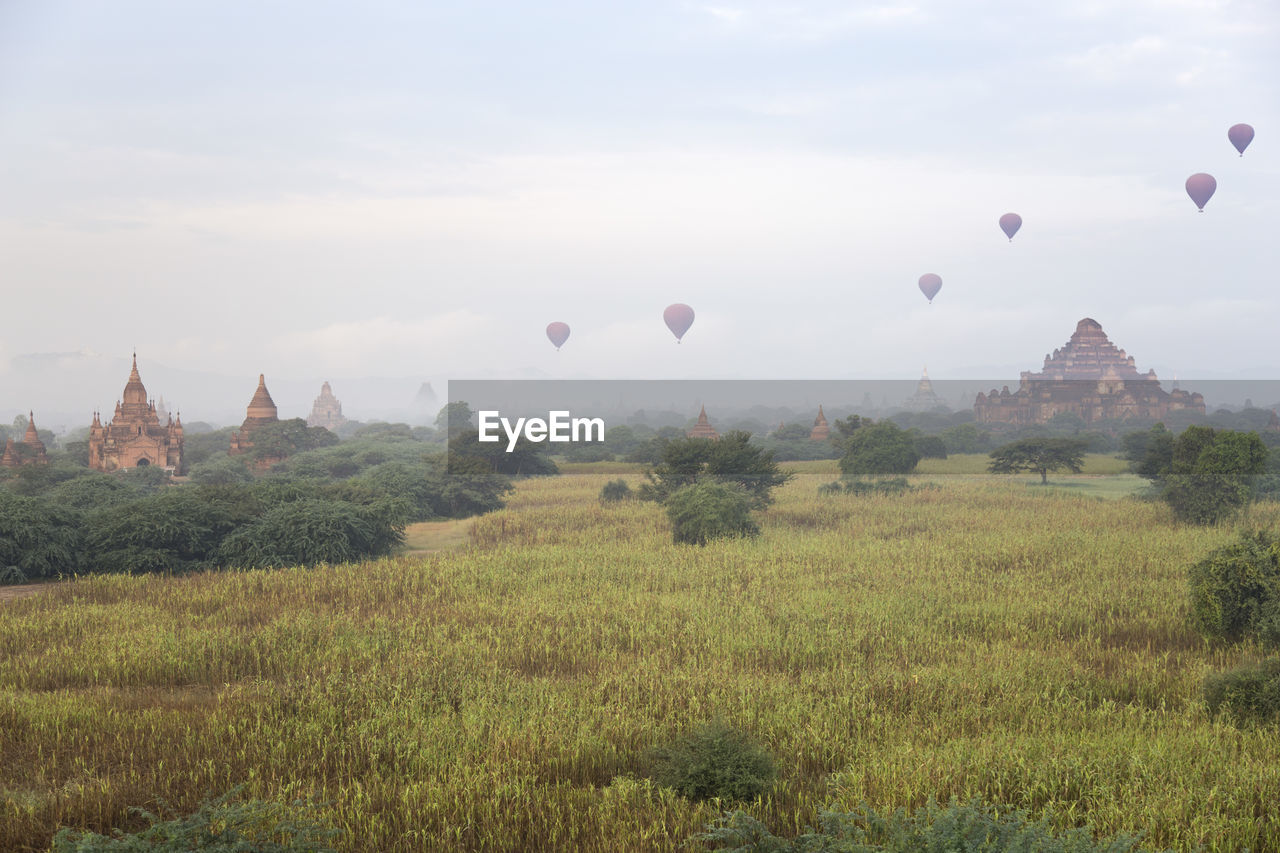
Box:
546;322;570;350
918;274;942;304
663;303;695;342
998;213;1022;242
1228;123;1254;156
1185;173;1217;212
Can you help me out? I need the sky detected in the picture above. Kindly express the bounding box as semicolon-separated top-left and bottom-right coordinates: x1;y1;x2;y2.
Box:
1;0;1278;422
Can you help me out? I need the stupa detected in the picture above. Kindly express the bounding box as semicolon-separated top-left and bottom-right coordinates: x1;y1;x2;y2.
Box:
686;406;720;440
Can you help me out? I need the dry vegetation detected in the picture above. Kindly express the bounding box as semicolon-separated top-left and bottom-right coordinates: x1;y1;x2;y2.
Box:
2;462;1279;851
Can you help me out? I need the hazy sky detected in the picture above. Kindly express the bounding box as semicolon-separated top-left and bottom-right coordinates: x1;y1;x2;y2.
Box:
2;0;1277;394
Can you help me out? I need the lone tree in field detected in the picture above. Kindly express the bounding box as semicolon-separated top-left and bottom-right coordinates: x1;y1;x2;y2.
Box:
837;420;921;477
988;438;1087;484
639;431;792;509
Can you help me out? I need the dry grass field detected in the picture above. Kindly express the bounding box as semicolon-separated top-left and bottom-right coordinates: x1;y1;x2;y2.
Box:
2;461;1278;851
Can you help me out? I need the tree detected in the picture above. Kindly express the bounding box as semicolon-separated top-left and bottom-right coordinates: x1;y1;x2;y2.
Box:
1129;425;1268;524
838;421;921;477
987;438;1087;484
217;499;404;568
247;418;338;464
1164;429;1268;524
0;492;82;578
665;482;759;545
639;431;792;509
448;429;559;477
435;401;474;437
940;422;991;455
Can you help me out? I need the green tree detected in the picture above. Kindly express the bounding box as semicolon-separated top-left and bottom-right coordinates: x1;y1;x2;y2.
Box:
639;431;792;509
0;492;82;578
188;454;254;486
217;499;404;568
665;482;760;545
247;418;338;464
1188;530;1280;644
988;437;1087;484
83;489;243;574
940;422;991;454
838;421;921;477
1163;428;1268;524
435;401;475;437
448;429;559;477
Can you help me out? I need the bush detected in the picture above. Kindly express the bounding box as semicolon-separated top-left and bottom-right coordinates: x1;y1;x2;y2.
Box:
1204;658;1280;723
0;565;28;585
648;720;776;803
1187;531;1280;644
700;797;1152;852
640;432;792;509
218;499;404;568
666;483;759;546
838;422;920;477
819;477;913;496
914;434;947;459
600;478;632;502
52;786;339;852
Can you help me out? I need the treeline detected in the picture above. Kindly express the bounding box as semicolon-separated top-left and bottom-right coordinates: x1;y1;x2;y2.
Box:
555;406;1280;465
0;431;511;582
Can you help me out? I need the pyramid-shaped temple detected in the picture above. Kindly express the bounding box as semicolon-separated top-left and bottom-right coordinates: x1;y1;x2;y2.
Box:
974;318;1205;425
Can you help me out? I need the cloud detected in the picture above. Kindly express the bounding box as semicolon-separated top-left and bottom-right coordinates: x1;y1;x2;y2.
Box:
697;1;928;42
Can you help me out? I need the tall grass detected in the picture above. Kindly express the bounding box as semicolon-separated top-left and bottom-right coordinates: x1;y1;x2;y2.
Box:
2;462;1278;851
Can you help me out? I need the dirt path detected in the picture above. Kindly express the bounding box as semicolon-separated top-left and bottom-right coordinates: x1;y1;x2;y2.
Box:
0;583;48;603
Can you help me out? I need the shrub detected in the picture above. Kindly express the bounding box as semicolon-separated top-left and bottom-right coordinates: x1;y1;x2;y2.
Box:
648;720;776;803
0;565;28;585
819;477;913;497
1187;531;1280;644
51;786;339;852
640;432;792;509
666;483;759;546
838;422;920;476
217;499;404;569
700;797;1152;852
1203;658;1280;723
914;434;947;459
600;478;632;502
0;491;82;579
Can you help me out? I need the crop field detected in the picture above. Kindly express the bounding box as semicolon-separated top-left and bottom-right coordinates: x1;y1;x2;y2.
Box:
2;462;1279;851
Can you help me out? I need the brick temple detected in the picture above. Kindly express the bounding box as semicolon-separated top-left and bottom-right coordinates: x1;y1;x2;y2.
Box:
229;374;281;458
1;412;48;468
87;356;184;472
974;318;1205;425
686;405;719;439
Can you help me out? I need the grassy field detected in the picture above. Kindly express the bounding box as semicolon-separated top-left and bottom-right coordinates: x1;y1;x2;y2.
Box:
3;461;1279;851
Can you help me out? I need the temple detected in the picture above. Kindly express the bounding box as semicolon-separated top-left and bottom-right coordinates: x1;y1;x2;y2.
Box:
1;412;49;468
974;318;1205;425
902;367;946;412
229;374;280;456
809;406;830;441
307;381;347;431
87;356;184;472
686;405;720;440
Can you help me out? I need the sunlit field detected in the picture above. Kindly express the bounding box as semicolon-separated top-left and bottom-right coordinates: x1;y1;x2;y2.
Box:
3;461;1279;851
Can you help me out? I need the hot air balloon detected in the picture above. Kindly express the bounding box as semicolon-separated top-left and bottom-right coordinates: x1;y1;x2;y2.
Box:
1228;123;1254;156
663;303;695;342
1185;173;1217;212
546;322;570;350
998;213;1022;242
918;274;942;303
